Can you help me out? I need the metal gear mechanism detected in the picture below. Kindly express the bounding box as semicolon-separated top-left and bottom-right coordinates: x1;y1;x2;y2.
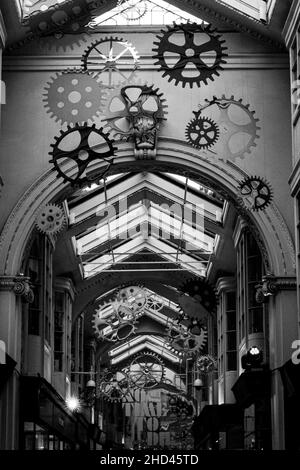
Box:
198;95;260;161
102;83;167;141
97;368;130;403
239;176;273;211
35;203;66;235
81;37;139;88
43;68;106;125
116;285;148;315
126;352;165;389
152;22;227;88
92;300;138;342
49;123;117;187
166;321;208;357
119;0;148;22
185;116;219;150
196;354;217;373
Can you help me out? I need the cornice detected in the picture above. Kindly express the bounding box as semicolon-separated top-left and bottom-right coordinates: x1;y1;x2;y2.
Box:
215;276;236;294
54;276;76;301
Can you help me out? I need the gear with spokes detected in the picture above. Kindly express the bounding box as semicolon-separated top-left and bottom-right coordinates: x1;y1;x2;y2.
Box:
185;116;219;150
126;352;166;389
49;123;117;187
35;203;66;235
102;82;168;141
166;320;208;357
238;176;273;211
43;68;106;125
198;95;260;161
97;368;130;403
81;37;139;88
146;295;164;313
118;0;148;21
152;22;227;88
92;300;139;342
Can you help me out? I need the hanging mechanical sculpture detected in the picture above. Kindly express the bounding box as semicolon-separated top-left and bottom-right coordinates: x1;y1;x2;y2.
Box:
43;68;106;125
35;203;67;235
238;176;273;212
97;368;130;403
102;83;167;158
125;352;166;389
116;285;149;316
178;277;218;320
49;123;117;187
81;37;139;88
166;320;208;357
152;22;227;88
92;300;139;342
196;354;217;373
187;95;260;161
21;0;97;51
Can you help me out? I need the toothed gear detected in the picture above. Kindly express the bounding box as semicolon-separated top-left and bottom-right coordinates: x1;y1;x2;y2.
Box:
93;300;138;342
35;203;66;234
116;285;148;314
98;369;129;403
239;176;273;211
119;0;148;21
82;37;139;88
49;123;117;187
126;352;165;389
152;22;227;88
196;354;217;373
43;69;106;125
146;295;163;313
166;321;208;356
22;0;93;50
198;95;260;161
185;116;219;150
102;83;167;140
179;278;217;314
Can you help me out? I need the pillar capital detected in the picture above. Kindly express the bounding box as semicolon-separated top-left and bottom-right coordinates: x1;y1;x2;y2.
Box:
255;274;297;303
0;275;34;303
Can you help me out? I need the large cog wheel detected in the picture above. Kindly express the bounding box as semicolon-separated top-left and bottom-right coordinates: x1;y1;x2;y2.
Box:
166;321;207;356
185;116;219;150
93;300;138;342
152;22;227;88
119;0;148;22
35;203;66;235
179;277;217;315
198;95;260;161
81;37;139;88
102;82;167;140
239;176;273;211
126;352;165;389
49;123;117;187
43;68;106;125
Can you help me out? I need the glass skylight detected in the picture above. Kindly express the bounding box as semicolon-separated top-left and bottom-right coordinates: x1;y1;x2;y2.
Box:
215;0;261;20
90;0;204;27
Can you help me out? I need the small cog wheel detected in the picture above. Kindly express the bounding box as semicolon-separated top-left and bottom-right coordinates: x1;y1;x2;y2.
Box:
43;68;106;125
198;95;260;161
126;352;165;389
119;0;148;22
239;176;273;211
35;203;66;235
185;116;219;150
146;295;163;312
152;22;228;88
116;285;148;314
82;37;140;88
196;354;217;373
49;123;117;187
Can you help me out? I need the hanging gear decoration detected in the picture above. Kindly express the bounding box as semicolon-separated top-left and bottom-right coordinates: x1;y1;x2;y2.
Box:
185;116;219;150
238;176;273;212
102;82;167;157
126;352;166;389
116;285;149;315
166;321;208;356
81;37;139;88
92;300;139;342
97;368;130;403
152;22;228;88
43;68;106;125
196;95;260;161
145;295;164;313
49;123;117;187
178;277;217;322
35;203;67;235
196;354;217;373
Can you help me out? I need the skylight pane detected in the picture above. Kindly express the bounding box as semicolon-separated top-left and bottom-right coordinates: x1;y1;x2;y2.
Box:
216;0;260;20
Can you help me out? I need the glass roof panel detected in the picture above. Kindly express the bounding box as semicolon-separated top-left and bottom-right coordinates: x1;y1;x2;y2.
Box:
91;0;204;27
215;0;261;20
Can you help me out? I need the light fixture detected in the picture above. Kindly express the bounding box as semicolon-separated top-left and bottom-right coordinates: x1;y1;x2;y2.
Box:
86;379;96;389
194;378;203;390
241;347;263;371
66;395;80;412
